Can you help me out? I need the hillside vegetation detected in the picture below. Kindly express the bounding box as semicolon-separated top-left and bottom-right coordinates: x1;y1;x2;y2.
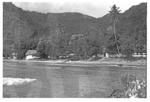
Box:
3;2;147;59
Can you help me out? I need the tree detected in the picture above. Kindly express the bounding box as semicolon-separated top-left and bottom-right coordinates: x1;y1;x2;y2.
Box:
109;4;121;54
87;40;101;57
14;40;28;59
69;34;89;59
36;39;50;59
120;34;135;59
3;44;13;58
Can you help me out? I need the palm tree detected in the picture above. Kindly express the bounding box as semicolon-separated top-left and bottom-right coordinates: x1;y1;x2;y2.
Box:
109;4;121;54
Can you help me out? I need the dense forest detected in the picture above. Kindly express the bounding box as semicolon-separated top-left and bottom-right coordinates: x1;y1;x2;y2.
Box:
3;2;147;59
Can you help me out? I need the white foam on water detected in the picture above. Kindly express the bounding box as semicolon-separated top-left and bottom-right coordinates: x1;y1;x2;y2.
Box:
3;77;37;86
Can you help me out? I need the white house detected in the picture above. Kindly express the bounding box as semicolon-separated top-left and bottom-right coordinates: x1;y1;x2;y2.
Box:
26;50;39;60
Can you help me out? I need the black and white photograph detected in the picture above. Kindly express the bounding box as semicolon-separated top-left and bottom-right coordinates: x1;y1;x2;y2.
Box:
2;0;147;98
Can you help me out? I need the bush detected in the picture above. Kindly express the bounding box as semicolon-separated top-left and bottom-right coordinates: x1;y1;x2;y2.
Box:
110;74;146;98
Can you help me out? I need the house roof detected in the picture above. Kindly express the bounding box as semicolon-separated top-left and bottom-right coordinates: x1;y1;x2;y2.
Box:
26;50;37;56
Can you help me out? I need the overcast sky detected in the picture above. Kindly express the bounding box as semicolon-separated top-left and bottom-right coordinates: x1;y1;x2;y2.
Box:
13;0;147;18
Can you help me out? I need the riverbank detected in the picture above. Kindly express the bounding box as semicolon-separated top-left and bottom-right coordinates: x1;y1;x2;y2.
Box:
3;58;146;67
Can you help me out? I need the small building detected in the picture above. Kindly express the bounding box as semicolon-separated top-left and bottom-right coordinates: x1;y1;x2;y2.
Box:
26;50;39;60
132;52;147;58
102;47;109;58
105;52;109;58
12;52;17;60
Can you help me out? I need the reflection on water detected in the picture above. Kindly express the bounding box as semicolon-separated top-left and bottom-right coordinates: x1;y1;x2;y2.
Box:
3;62;146;98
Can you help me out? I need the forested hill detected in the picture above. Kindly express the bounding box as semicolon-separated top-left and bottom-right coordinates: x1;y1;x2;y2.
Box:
97;3;147;54
3;2;100;42
3;2;147;59
98;3;146;33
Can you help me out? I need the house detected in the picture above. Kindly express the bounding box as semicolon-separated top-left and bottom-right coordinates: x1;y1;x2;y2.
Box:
12;52;17;59
102;47;109;58
26;50;39;60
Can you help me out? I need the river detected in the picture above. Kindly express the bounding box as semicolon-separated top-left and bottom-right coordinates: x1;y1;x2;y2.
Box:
3;61;146;98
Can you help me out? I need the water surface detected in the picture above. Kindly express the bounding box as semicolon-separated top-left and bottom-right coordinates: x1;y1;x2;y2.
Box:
3;61;146;98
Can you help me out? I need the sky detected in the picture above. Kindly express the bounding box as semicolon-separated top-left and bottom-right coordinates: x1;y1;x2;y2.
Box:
13;0;147;18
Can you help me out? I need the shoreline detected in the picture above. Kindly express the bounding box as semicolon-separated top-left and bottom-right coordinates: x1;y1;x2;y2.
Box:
3;58;146;67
